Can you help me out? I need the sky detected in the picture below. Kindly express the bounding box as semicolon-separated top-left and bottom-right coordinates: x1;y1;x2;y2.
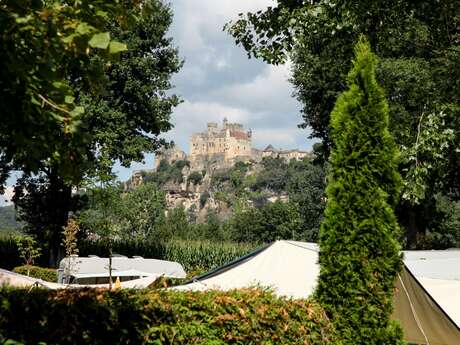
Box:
1;0;316;206
114;0;316;180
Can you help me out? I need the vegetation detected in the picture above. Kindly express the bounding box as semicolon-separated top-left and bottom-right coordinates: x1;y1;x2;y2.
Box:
12;266;57;283
0;288;338;345
0;0;133;187
144;159;189;186
1;235;256;273
316;39;404;344
8;0;182;266
15;236;42;276
0;206;21;231
187;171;203;185
226;0;460;248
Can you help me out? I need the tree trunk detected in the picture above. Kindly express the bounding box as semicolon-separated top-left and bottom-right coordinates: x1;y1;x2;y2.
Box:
47;170;73;267
402;203;426;249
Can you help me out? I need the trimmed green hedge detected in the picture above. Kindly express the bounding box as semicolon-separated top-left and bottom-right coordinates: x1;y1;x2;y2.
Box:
12;265;57;282
0;288;339;345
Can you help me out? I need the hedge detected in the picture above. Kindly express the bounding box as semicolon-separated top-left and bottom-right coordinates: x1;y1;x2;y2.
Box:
12;265;57;282
0;288;339;345
0;236;256;272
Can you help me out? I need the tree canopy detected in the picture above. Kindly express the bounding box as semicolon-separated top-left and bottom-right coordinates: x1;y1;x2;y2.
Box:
227;0;460;247
0;0;134;187
8;0;182;264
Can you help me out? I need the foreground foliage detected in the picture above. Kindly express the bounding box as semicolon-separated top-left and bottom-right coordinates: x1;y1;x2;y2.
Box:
0;288;339;345
317;39;404;344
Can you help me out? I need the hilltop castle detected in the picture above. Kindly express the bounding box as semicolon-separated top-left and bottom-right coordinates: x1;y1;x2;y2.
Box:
154;118;310;171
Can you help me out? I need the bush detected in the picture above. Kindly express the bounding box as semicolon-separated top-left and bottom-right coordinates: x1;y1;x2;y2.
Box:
0;288;339;345
188;171;203;185
12;265;57;282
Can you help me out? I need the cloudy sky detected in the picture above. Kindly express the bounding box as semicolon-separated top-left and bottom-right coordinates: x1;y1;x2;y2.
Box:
1;0;316;206
115;0;316;180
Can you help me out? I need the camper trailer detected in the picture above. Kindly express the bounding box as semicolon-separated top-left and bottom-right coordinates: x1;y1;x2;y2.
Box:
58;255;186;285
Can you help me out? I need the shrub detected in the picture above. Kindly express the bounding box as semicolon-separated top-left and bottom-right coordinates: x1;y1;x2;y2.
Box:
12;265;57;282
188;171;203;185
316;38;404;344
0;288;339;345
199;191;210;208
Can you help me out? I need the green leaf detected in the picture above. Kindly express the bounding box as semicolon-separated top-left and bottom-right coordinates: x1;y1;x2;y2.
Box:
96;10;108;18
70;106;85;117
76;22;94;35
52;81;65;89
109;41;128;54
64;95;75;104
89;32;111;49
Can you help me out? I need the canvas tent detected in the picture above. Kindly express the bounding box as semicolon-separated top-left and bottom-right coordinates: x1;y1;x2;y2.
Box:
58;255;186;284
174;240;460;345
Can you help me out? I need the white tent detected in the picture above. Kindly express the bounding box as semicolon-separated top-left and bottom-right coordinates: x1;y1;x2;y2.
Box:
174;240;460;345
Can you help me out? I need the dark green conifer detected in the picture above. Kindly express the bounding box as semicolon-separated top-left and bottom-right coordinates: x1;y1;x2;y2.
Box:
316;37;405;344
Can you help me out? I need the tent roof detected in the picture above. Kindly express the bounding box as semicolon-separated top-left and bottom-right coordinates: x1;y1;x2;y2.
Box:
176;241;319;299
59;256;186;279
174;240;460;345
404;250;460;281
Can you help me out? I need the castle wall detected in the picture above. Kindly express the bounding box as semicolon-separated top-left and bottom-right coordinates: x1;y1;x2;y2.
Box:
189;119;252;169
152;119;312;175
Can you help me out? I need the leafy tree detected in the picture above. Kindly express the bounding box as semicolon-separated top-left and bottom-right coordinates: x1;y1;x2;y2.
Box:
77;0;182;176
0;206;22;231
0;0;133;187
258;200;302;242
12;0;181;263
227;203;264;243
228;200;302;243
316;39;403;344
78;181;166;241
156;206;190;240
253;157;288;192
61;218;80;282
286;159;327;241
13;173;85;266
227;0;460;247
15;236;42;276
120;182;166;240
77;181;123;288
144;160;188;186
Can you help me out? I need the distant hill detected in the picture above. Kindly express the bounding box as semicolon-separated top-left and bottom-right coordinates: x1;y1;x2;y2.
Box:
0;205;22;230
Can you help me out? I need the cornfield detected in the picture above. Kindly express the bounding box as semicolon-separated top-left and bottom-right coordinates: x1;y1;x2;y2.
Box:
163;239;257;272
1;235;258;273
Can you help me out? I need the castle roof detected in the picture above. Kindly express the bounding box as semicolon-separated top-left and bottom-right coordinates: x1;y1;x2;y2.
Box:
230;131;250;140
264;144;275;152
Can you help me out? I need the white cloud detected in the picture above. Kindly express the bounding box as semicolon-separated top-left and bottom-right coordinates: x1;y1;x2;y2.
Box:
211;63;298;115
164;99;262;151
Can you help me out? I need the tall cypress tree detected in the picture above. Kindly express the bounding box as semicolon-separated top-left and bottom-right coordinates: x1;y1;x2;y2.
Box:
316;37;405;344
